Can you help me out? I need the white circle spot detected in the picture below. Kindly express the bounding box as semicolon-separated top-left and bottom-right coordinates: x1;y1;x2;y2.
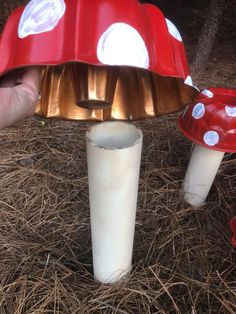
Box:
201;89;214;98
165;19;182;41
203;131;219;146
97;23;149;69
225;106;236;117
192;103;205;119
18;0;66;38
184;75;194;87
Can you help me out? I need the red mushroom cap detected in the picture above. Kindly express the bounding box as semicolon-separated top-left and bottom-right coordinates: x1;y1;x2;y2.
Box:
0;0;198;121
0;0;190;81
178;88;236;153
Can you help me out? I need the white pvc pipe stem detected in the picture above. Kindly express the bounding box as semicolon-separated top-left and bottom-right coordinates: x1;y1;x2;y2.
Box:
183;144;225;207
86;121;143;283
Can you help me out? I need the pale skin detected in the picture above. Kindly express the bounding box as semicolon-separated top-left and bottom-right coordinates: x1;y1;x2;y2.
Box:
0;67;41;129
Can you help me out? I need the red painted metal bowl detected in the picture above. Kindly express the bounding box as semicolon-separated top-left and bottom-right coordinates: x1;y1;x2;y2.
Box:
0;0;197;120
179;88;236;152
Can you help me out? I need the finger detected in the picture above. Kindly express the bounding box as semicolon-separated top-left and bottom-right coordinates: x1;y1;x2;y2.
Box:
20;67;42;91
0;86;38;129
0;67;42;129
0;67;42;88
16;67;43;103
0;70;18;87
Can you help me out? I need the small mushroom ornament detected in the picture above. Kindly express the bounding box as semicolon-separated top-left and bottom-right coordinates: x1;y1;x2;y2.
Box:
179;88;236;207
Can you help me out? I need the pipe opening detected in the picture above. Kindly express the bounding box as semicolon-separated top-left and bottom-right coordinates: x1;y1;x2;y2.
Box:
71;63;119;110
77;100;112;109
87;122;142;149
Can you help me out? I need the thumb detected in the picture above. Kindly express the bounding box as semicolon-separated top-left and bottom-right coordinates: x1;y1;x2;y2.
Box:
19;67;42;99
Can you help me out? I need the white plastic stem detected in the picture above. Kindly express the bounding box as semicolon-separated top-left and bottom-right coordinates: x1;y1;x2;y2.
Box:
183;144;225;207
86;121;143;283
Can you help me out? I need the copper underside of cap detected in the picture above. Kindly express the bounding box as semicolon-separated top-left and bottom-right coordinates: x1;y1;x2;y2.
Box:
35;63;197;121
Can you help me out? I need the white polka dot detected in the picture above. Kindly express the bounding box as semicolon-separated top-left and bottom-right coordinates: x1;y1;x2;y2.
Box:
192;103;205;119
18;0;66;38
225;106;236;117
165;19;182;41
184;75;193;86
183;76;199;91
203;131;219;146
97;23;149;69
201;89;214;98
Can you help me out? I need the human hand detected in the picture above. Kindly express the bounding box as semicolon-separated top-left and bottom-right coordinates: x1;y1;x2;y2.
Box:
0;67;41;129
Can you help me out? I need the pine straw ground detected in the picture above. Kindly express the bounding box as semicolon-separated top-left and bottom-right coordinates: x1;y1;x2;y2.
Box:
1;1;236;314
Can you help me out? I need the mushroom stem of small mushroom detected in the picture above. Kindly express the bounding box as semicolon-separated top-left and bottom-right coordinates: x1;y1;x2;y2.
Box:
183;144;225;207
86;121;143;283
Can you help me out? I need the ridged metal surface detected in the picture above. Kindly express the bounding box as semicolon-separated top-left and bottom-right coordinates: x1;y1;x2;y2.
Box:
35;64;197;121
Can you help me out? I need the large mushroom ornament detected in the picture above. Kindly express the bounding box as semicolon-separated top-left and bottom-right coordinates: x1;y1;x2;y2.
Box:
0;0;197;120
179;88;236;207
0;0;198;284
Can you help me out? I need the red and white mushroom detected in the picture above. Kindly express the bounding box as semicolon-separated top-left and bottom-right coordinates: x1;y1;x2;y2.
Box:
0;0;197;120
178;87;236;207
